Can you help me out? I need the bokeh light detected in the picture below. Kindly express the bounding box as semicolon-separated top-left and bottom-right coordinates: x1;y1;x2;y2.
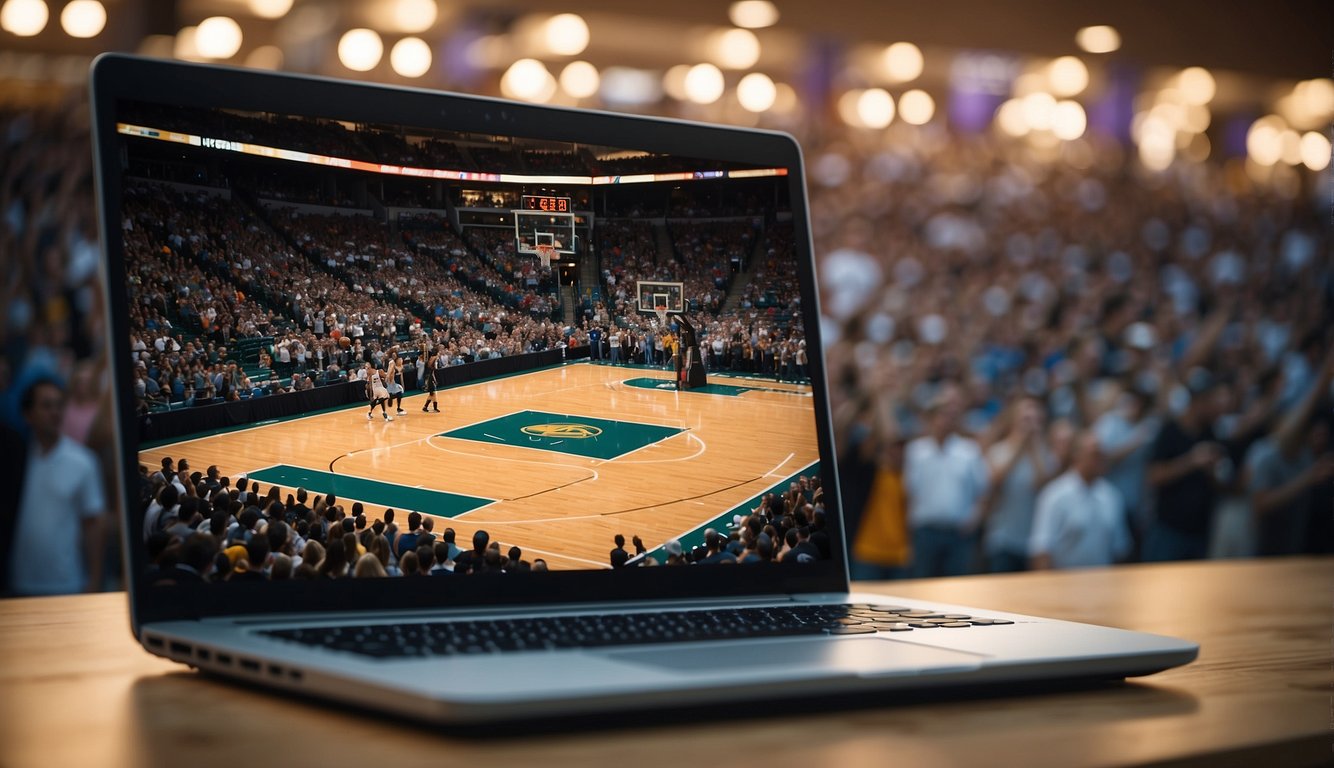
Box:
898;89;935;125
737;72;777;112
559;60;600;99
683;63;725;104
59;0;104;38
728;1;779;29
1075;25;1120;53
544;13;589;56
196;16;243;59
0;0;48;37
882;42;924;83
338;28;384;72
390;37;432;78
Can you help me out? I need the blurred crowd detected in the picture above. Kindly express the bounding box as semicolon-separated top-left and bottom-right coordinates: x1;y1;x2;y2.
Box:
1;91;1329;595
820;129;1332;577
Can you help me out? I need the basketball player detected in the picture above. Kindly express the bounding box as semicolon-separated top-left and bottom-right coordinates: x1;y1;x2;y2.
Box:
385;346;406;416
421;344;441;413
365;362;391;421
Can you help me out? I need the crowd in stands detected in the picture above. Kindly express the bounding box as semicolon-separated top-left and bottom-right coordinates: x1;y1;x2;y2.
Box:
115;177;567;413
829;131;1332;577
3;91;1329;595
137;454;831;583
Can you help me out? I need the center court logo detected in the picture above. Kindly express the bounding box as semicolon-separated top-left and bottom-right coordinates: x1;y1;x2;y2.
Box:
521;423;603;439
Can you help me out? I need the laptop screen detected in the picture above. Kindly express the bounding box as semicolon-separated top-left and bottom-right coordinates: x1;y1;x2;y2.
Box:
94;57;844;621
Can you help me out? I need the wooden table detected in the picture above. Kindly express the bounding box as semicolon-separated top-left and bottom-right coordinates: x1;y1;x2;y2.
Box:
0;558;1328;768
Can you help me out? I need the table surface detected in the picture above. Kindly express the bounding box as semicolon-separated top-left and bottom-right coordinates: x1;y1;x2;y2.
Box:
0;558;1328;768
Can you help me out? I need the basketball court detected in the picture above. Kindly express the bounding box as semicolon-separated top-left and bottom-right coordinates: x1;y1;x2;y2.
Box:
140;363;818;569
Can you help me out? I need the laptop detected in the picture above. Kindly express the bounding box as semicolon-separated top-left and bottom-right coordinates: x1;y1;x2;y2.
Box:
89;53;1196;725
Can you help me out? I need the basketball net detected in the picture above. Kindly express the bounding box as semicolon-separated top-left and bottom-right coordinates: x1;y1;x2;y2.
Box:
536;244;555;270
654;306;669;327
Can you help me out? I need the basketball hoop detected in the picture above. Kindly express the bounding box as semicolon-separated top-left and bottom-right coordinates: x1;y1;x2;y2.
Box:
654;306;669;327
535;245;555;270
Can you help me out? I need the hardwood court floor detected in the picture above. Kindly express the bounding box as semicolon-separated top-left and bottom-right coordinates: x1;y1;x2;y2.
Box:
141;363;818;569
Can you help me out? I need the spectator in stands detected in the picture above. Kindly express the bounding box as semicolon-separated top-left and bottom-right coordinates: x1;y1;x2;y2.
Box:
904;384;989;577
1143;373;1229;562
1029;432;1131;569
7;379;107;596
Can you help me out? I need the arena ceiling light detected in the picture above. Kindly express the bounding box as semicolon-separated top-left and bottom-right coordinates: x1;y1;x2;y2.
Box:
1051;100;1087;140
339;28;383;71
1175;66;1215;105
736;72;776;112
683;63;725;104
1300;131;1331;171
544;13;588;56
196;16;243;59
1075;25;1120;54
898;89;934;125
994;99;1028;137
855;88;895;128
390;37;432;78
59;0;104;38
728;0;778;29
247;0;293;20
881;42;923;83
0;0;48;37
662;64;692;101
710;27;760;70
501;58;556;102
393;0;437;34
559;60;600;99
1047;56;1088;97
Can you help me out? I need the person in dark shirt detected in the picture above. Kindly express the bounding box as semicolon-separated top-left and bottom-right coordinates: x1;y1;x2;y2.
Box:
1144;374;1228;561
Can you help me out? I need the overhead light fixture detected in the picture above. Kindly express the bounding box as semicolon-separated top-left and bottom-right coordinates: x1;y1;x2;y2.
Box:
544;13;589;56
737;72;776;112
60;0;104;38
339;28;383;72
0;0;49;37
684;63;725;104
247;0;292;20
882;42;923;83
391;37;432;78
1075;25;1120;54
196;16;242;59
729;0;778;29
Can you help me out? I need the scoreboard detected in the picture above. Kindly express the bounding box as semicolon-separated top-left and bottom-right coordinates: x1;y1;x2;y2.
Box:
521;194;572;213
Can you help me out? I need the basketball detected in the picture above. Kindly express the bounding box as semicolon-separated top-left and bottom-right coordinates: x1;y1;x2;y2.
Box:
330;329;341;340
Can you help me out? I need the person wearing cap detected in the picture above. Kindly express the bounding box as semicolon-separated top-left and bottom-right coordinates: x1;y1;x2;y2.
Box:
662;539;687;565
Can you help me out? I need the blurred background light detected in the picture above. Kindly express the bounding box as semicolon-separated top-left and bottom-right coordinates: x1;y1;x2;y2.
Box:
338;28;384;71
544;13;589;56
882;42;924;83
1075;25;1120;54
1047;55;1088;96
737;71;776;112
196;16;243;59
247;0;293;20
394;0;437;34
897;89;934;124
711;27;761;70
1;0;49;37
683;62;724;104
59;0;104;38
390;36;432;77
501;58;556;102
559;60;600;98
728;0;779;29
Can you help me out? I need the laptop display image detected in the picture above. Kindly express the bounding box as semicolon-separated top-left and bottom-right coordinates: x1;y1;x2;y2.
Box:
91;54;1196;724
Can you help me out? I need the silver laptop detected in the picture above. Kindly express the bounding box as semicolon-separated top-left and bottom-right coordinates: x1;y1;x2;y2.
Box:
90;54;1196;725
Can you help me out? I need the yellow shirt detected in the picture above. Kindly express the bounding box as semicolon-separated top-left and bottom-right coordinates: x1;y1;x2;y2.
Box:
852;468;911;566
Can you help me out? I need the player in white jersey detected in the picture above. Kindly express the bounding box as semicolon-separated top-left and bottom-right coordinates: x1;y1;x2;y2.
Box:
365;362;391;421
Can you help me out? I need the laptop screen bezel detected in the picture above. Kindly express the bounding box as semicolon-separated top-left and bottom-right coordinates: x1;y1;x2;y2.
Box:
90;54;849;630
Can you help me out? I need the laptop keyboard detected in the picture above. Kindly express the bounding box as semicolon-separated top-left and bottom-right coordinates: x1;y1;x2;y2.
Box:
260;604;1014;659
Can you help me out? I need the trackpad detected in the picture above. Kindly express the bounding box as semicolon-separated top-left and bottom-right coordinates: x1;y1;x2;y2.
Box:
607;637;985;678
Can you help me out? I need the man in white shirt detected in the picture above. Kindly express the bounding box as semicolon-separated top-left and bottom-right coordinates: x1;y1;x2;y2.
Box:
1029;432;1131;569
904;385;989;577
8;380;107;595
